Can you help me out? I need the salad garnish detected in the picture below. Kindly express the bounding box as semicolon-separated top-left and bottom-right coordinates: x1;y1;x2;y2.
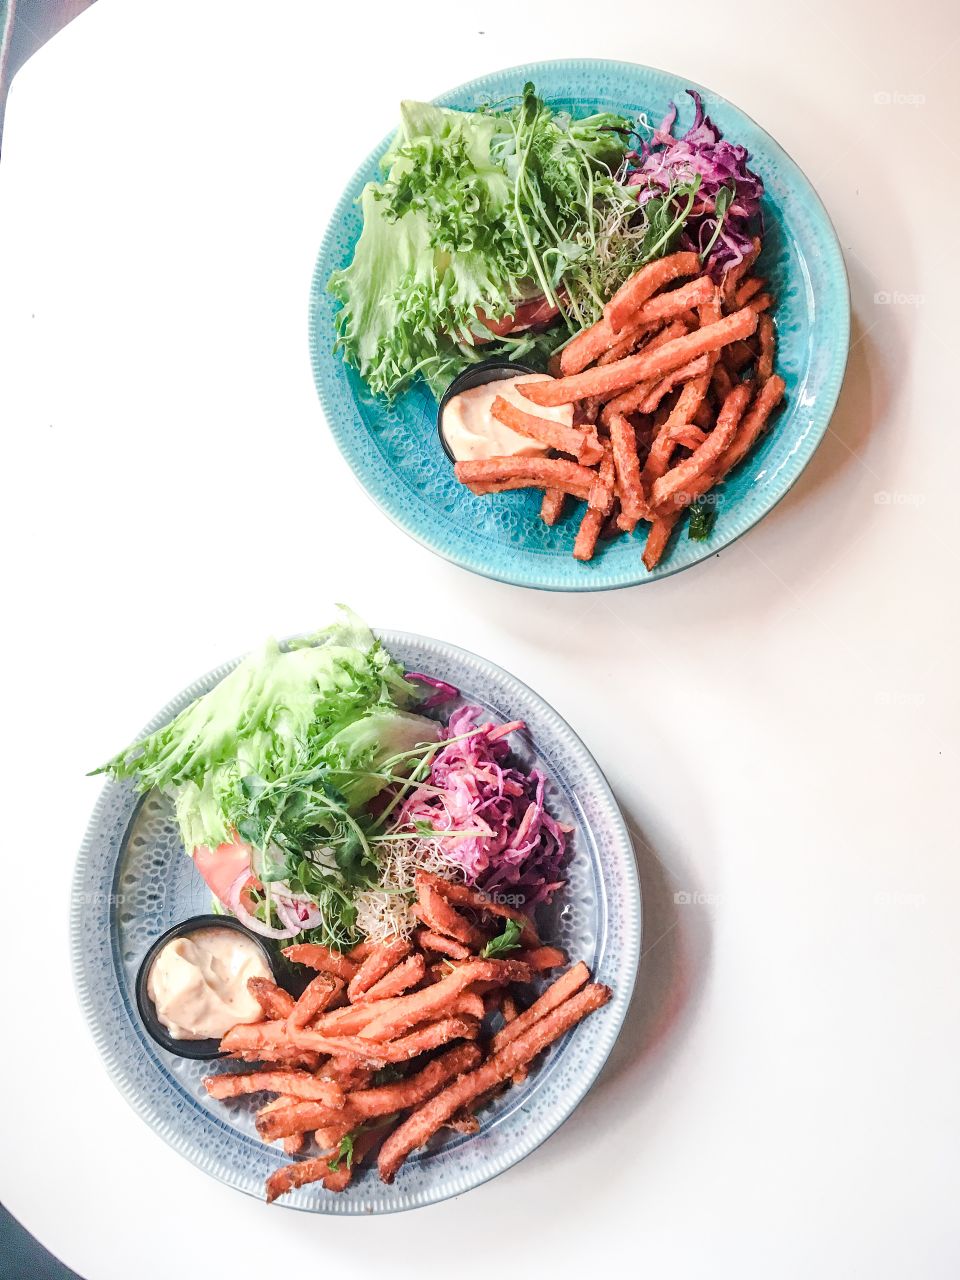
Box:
329;83;765;403
95;609;568;948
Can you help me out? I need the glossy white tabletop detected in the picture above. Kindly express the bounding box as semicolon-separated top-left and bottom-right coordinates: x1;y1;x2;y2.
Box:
0;1;956;1276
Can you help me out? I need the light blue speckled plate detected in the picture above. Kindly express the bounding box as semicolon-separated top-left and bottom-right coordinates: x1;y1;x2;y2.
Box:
309;59;849;590
71;632;640;1213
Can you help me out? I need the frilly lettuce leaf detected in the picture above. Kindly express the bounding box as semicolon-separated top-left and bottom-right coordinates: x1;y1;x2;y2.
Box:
328;86;634;400
95;606;438;852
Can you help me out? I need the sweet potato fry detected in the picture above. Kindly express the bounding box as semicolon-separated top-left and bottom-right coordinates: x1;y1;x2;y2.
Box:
247;978;294;1021
540;488;566;526
416;877;487;949
294;1015;481;1065
266;1155;330;1203
670;424;707;451
347;939;411;1003
560;315;618;375
491;396;603;465
746;292;772;314
455;456;597;503
609;413;645;528
321;1058;373;1090
715;375;785;475
640;372;714;493
604;251;701;333
597;321;653;365
575;492;612;559
637;354;711;415
358;959;533;1043
566;285;699;376
357;953;426;1003
313;994;412;1037
347;941;379;964
378;982;612;1182
651;384;751;508
347;1043;482;1121
413;928;471;961
755;315;776;384
499;994;526;1083
257;1092;306;1154
573;447;614;563
313;1120;353;1152
598;320;689;425
258;1100;356;1143
733;275;765;308
630;274;714;328
519;308;759;408
415;872;540;947
288;973;343;1032
514;946;567;971
491;961;590;1053
282;944;358;983
266;1125;385;1202
721;235;761;309
221;1018;292;1057
203;1070;345;1106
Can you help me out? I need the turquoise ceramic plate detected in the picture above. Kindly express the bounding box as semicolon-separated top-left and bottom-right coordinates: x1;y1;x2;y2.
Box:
71;631;640;1213
309;59;849;591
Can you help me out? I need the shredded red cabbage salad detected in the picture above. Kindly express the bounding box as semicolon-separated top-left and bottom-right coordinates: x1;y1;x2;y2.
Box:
627;89;764;279
399;705;570;907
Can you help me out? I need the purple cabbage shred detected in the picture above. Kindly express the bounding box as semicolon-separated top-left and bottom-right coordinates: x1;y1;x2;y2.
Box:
626;90;764;279
399;705;569;908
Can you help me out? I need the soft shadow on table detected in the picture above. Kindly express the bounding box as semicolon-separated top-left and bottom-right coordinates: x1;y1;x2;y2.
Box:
592;799;711;1096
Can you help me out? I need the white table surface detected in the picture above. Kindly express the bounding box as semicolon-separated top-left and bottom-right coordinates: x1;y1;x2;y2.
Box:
1;2;957;1276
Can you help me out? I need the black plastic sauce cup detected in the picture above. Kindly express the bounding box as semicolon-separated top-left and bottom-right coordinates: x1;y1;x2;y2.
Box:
135;913;283;1060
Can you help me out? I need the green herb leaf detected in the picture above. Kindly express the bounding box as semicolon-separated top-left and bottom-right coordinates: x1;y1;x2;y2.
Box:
688;498;719;541
482;918;523;959
327;1132;355;1172
699;183;735;262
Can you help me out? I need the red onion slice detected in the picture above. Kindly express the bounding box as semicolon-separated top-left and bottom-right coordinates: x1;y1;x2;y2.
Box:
226;870;301;940
274;892;322;933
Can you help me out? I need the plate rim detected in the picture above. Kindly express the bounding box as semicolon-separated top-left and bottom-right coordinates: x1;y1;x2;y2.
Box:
308;56;851;592
70;628;642;1212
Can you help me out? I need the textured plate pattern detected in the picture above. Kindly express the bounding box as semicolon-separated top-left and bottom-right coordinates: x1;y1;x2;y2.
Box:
71;633;640;1213
309;58;849;590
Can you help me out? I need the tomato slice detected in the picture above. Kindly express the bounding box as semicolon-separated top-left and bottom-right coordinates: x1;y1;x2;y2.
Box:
192;838;256;905
474;296;561;341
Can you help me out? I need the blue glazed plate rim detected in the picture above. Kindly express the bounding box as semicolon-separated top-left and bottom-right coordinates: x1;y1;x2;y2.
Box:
71;630;641;1213
308;57;850;591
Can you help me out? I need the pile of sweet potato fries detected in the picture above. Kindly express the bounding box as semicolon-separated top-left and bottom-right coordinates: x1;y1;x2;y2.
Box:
204;870;610;1201
454;244;786;569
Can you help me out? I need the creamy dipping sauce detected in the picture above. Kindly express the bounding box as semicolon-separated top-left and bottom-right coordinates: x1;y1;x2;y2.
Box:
146;927;272;1040
442;373;575;462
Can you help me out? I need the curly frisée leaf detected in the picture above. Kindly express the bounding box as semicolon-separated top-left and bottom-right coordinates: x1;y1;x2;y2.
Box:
93;606;437;856
328;88;635;400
